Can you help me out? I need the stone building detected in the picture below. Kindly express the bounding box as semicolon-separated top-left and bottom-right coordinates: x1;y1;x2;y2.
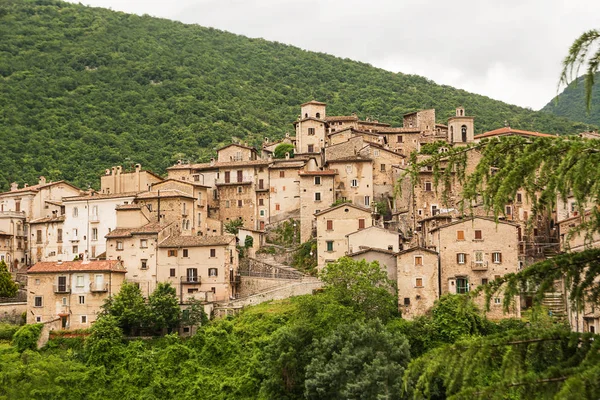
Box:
27;260;126;329
298;160;337;243
99;164;163;195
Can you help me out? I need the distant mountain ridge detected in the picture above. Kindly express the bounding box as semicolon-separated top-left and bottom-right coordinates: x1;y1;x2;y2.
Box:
541;72;600;127
0;0;591;191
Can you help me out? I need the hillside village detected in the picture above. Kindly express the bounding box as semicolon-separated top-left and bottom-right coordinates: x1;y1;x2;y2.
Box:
1;100;599;333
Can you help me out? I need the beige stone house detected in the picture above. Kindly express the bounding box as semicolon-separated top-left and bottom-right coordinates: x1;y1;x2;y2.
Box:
267;158;304;223
294;100;327;155
298;161;337;243
315;203;372;269
157;235;238;303
349;247;398;282
29;215;65;264
346;225;401;254
27;260;126;329
396;247;439;320
99;164;163;195
429;217;521;319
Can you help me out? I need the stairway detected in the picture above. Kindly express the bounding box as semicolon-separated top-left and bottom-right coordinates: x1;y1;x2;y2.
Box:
542;292;567;318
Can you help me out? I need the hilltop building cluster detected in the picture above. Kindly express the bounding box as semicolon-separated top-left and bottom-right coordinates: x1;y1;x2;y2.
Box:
1;101;598;333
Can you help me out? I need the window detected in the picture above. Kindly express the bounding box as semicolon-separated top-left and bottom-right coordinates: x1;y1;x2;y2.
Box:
308;127;315;135
492;252;502;263
141;259;148;269
210;249;216;258
35;316;41;322
275;204;280;211
424;181;432;192
457;230;465;240
359;219;365;229
73;228;78;238
140;239;148;248
208;268;218;277
481;278;489;285
237;186;243;194
431;205;438;215
494;297;501;305
516;193;522;203
81;315;87;324
73;207;78;217
92;228;98;241
456;278;469;294
260;209;265;217
182;249;189;258
92;205;98;216
403;297;410;306
225;200;230;208
415;278;423;287
170;268;176;277
186;268;198;283
279;171;285;178
34;296;43;307
116;241;124;251
351;179;358;187
415;256;423;266
36;230;42;244
364;196;370;206
307;144;314;152
258;178;264;190
326;220;333;230
76;275;84;287
57;229;63;243
457;253;466;264
397;135;403;143
314;176;321;185
474;251;484;264
72;245;78;254
79;296;85;304
238;200;243;208
380;164;386;172
62;297;67;305
326;241;334;252
224;171;230;183
315;192;321;201
474;230;482;240
168;249;177;257
258;198;264;206
505;206;512;215
346;165;353;173
15;200;20;212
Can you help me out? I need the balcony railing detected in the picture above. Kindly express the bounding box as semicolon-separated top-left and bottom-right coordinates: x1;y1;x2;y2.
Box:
90;215;100;223
180;276;201;284
90;282;108;292
196;200;206;207
471;261;488;271
0;210;26;218
70;236;79;242
230;274;241;284
53;284;71;293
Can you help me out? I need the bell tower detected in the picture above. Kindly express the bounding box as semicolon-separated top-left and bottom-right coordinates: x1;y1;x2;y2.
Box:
447;106;474;145
294;100;327;154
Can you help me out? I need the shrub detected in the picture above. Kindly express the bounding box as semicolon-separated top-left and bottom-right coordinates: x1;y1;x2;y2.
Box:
12;323;43;352
0;323;19;340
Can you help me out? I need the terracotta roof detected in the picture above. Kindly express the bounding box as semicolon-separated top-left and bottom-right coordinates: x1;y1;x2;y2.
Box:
428;216;520;233
151;178;211;189
301;100;326;106
475;126;556;140
377;127;421;133
293;117;326;125
168;159;270;171
299;170;337;176
358;120;391;127
115;204;142;210
270;160;306;169
346;226;400;237
397;246;438;256
325;115;359;122
28;260;126;274
327;155;372;162
63;191;138;201
0;181;81;197
45;200;64;206
216;143;258;153
136;189;194;199
349;247;399;257
105;222;166;239
29;215;66;224
314;202;371;217
159;235;235;248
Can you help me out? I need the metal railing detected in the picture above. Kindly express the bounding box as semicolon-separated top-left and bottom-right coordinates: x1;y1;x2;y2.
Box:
53;284;71;293
90;282;108;292
180;276;201;284
471;261;488;271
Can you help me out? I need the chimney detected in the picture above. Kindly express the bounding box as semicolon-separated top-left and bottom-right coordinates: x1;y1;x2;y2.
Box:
10;182;18;191
177;160;182;165
210;158;215;166
285;152;290;160
105;169;111;176
24;184;28;188
135;163;141;172
39;176;46;185
111;166;117;175
116;166;122;175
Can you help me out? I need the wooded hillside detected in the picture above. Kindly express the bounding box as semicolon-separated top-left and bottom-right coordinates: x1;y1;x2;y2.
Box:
0;0;591;191
541;72;600;126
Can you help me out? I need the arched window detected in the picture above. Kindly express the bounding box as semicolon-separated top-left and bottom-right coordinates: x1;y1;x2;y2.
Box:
305;113;308;118
450;126;454;142
461;125;468;142
316;112;320;118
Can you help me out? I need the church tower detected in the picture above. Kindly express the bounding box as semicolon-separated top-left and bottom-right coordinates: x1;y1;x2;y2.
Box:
294;100;327;154
447;107;474;145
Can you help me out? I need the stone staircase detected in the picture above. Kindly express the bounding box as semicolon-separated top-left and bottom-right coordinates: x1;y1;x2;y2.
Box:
542;292;567;319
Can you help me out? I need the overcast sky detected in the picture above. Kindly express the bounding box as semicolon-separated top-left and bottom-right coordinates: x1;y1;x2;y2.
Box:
68;0;599;110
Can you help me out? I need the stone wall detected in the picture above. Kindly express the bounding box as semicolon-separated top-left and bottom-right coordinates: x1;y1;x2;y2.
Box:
0;302;27;324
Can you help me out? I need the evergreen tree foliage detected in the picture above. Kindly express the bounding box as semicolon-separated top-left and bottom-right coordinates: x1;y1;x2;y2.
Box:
148;282;180;334
12;323;43;352
0;260;18;298
101;282;149;336
0;0;591;191
84;315;124;367
273;143;295;159
542;72;600;126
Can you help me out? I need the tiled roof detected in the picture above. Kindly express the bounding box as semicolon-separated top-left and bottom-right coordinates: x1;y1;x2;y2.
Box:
326;115;359;122
167;159;270;171
349;247;399;257
0;181;80;197
159;235;235;248
377;127;421;133
346;226;400;237
299;170;337;176
136;189;194;199
327;155;372;162
301;100;326;106
105;222;165;238
429;216;520;233
63;191;138;201
397;246;438;256
29;215;66;224
216;143;258;153
475;126;556;139
314;202;371;217
115;204;142;210
151;178;211;189
28;260;126;274
270;160;306;169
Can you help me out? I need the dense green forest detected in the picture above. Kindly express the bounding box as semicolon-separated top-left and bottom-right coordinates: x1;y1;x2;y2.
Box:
541;72;600;126
3;257;597;399
0;0;593;191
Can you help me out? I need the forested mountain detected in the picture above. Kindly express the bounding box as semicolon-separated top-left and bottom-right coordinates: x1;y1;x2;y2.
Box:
0;0;591;191
541;72;600;126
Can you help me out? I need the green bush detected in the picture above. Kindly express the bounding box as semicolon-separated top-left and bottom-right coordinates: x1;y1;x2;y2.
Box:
0;323;19;340
12;323;43;352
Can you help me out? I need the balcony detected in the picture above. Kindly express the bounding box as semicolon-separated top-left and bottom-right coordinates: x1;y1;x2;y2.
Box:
90;215;100;223
53;284;71;293
471;261;488;271
196;200;206;208
90;282;108;292
0;210;26;218
70;236;79;242
230;274;241;284
180;276;201;284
